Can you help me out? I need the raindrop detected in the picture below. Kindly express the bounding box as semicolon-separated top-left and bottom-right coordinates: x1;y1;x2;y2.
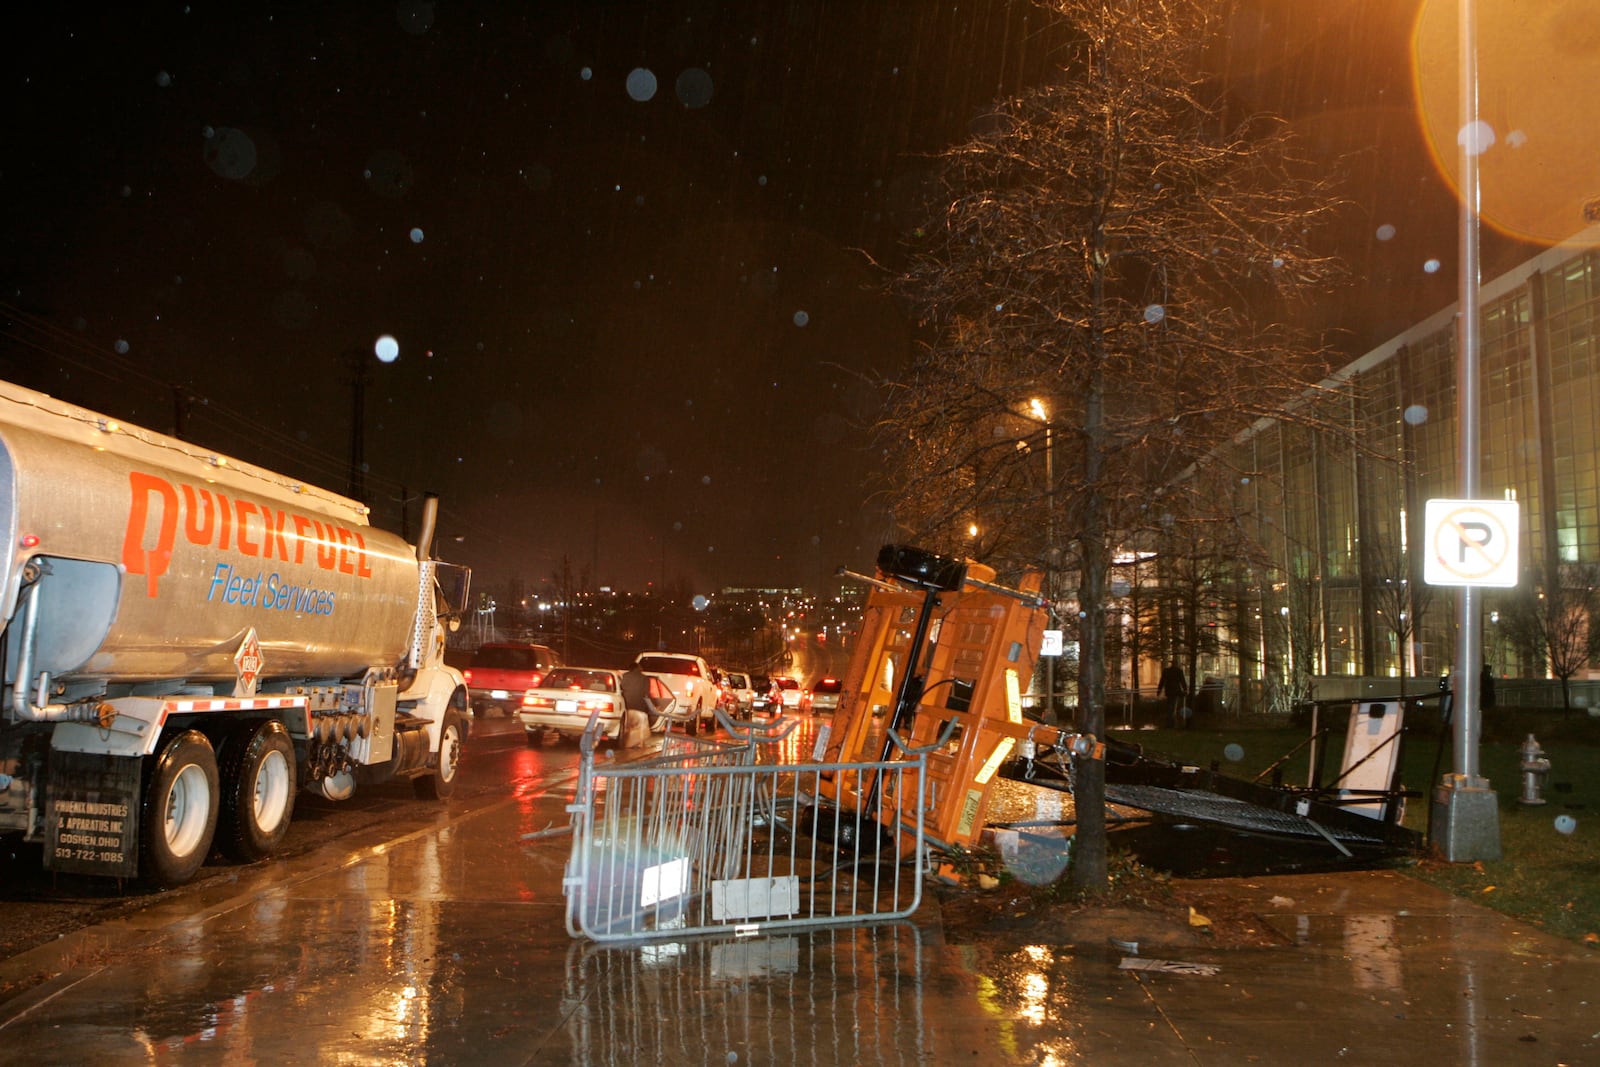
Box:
675;67;713;108
204;127;258;181
155;70;172;88
396;1;434;34
580;67;593;81
374;335;400;363
758;175;767;186
1457;120;1496;157
793;310;809;327
1555;814;1577;835
701;474;711;485
1403;404;1429;425
994;302;1004;311
626;68;658;102
1423;258;1441;274
1272;256;1285;269
1376;223;1397;242
1241;476;1251;485
114;339;130;354
1143;304;1165;324
1224;743;1245;762
692;595;709;611
1507;129;1528;148
673;520;683;531
409;227;424;243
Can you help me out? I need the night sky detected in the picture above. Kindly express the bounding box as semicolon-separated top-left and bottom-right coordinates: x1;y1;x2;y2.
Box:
0;1;1564;596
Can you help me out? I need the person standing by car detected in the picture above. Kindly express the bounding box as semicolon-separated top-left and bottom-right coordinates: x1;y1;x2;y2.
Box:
620;664;671;745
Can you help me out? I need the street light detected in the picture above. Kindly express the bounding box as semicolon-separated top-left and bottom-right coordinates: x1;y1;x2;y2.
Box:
1029;397;1056;721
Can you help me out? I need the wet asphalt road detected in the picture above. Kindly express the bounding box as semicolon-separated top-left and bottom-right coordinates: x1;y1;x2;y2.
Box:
0;711;564;963
1;713;1597;1064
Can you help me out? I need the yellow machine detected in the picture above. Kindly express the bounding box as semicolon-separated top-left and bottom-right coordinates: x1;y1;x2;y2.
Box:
815;545;1102;854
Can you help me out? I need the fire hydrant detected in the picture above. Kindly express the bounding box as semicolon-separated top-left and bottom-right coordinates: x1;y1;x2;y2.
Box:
1518;734;1550;805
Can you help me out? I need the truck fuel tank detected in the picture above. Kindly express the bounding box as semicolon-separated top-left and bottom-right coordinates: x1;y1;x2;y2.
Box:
0;381;421;687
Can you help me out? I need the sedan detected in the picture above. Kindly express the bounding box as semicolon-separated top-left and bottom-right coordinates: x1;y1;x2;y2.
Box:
773;676;805;712
806;676;843;715
519;667;672;745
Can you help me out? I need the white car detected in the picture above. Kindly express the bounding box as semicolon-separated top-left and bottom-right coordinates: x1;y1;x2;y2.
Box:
722;670;756;717
636;652;719;733
519;667;674;745
773;676;805;711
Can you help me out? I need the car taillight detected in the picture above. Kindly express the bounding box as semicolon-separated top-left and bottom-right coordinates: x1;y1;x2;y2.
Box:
522;694;555;709
529;671;545;688
462;669;474;684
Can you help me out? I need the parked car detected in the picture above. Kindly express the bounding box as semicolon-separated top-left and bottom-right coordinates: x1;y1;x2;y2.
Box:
772;676;805;712
636;651;719;732
463;642;563;717
722;670;756;717
519;667;677;746
806;676;843;715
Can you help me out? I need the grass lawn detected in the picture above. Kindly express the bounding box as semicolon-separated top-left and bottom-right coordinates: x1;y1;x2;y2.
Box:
1102;707;1600;947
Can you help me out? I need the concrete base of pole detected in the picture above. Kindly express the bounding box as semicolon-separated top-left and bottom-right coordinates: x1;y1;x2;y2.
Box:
1429;773;1503;862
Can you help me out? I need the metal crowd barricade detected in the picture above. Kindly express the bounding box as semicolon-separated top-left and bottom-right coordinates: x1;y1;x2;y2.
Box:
564;707;933;942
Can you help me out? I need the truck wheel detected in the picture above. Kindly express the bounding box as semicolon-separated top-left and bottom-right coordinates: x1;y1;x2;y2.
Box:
414;708;463;800
217;720;297;863
140;730;220;888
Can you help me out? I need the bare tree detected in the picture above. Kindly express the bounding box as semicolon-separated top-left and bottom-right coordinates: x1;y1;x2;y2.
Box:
881;0;1349;889
1502;562;1600;711
1364;533;1435;697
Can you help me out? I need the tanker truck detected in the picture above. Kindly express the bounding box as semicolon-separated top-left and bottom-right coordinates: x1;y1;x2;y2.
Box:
0;379;472;887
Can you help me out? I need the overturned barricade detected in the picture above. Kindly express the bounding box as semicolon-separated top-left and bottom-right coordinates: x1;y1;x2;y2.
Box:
1000;695;1431;861
563;708;935;943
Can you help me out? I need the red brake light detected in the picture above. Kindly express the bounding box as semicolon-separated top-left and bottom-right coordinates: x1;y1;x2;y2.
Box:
530;671;545;688
462;668;474;683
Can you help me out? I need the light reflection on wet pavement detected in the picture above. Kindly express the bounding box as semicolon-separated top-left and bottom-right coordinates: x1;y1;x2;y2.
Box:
0;720;1596;1065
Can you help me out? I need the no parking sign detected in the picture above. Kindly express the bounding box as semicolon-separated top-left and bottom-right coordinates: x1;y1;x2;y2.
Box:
1423;499;1520;587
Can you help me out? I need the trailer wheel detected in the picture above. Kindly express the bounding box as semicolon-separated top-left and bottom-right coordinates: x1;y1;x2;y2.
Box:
414;708;463;800
140;730;220;888
217;720;297;863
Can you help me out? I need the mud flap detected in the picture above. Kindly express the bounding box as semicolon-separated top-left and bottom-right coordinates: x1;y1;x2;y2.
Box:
44;750;141;878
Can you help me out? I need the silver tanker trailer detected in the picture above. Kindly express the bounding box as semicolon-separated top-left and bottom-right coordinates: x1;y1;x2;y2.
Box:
0;379;471;886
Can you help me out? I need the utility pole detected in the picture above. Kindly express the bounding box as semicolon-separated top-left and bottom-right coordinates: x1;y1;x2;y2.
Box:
347;347;369;506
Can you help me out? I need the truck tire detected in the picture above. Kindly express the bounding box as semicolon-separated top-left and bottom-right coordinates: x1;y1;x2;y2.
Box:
140;730;220;888
217;720;297;863
414;708;463;800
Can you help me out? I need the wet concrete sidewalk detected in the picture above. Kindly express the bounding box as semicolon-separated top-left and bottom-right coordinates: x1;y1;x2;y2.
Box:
0;775;1595;1065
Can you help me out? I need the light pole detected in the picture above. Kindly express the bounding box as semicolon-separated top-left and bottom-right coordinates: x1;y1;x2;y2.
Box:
1030;397;1056;721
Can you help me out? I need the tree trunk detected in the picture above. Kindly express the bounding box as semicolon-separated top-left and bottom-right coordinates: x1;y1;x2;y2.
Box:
1072;358;1109;891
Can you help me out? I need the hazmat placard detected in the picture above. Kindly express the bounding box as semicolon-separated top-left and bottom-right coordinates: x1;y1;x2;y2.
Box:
1423;498;1520;587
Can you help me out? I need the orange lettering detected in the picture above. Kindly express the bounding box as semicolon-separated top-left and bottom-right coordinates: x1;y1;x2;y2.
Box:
264;509;290;561
235;500;259;556
217;493;232;551
291;515;312;563
123;472;179;597
353;530;373;578
336;526;355;575
313;521;337;569
181;485;216;546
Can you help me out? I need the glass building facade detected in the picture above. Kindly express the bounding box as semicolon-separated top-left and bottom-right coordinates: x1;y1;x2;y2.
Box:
1172;228;1600;699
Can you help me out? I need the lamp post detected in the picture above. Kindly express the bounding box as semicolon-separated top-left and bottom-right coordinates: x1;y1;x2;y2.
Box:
1030;398;1056;721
